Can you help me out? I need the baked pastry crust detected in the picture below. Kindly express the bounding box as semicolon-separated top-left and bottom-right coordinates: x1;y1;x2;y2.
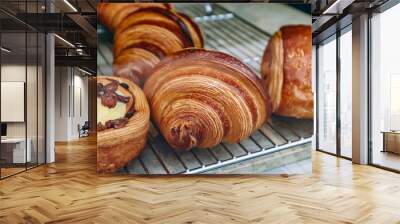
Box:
97;3;173;32
112;7;203;85
144;49;270;151
261;25;313;119
97;76;150;173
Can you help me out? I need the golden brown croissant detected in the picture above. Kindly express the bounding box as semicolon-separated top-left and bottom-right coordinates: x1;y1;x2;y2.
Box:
97;76;150;173
97;3;173;32
112;7;203;85
144;49;270;151
261;25;313;119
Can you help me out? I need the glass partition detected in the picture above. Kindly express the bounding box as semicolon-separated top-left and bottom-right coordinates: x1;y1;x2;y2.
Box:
0;31;28;177
0;1;46;179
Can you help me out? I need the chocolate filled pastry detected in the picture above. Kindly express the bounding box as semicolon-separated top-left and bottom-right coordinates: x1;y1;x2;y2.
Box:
97;3;173;32
97;76;150;173
113;7;203;86
261;25;313;119
144;49;270;151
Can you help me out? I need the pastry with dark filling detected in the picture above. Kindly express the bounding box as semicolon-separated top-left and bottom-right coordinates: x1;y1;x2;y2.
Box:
97;76;150;173
144;49;270;151
113;7;203;86
261;25;313;119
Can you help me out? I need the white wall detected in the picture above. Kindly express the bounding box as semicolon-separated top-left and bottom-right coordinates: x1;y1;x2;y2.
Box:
55;66;69;141
72;73;89;138
1;63;46;164
1;65;26;140
54;67;89;141
1;65;35;138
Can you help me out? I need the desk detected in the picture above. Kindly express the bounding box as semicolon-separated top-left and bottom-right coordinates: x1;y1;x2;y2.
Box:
1;138;31;163
382;131;400;154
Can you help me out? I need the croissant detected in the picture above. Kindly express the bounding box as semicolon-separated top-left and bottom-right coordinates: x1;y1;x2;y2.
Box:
113;7;203;85
97;3;173;32
144;49;270;151
261;25;313;119
97;76;150;173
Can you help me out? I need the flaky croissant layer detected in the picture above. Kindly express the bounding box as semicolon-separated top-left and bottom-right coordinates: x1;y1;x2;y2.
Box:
261;25;313;119
97;3;173;32
111;7;203;86
144;49;270;151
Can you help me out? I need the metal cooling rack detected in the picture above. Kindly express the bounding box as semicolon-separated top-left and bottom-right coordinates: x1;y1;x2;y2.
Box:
97;4;313;174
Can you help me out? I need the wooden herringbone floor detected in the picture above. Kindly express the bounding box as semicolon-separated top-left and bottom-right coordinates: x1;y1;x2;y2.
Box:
1;136;399;224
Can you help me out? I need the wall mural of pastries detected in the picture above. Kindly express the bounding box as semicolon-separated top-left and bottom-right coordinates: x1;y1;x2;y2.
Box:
97;3;314;174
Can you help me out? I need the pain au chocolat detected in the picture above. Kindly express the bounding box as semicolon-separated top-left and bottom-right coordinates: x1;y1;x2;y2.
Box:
261;25;313;119
112;7;203;86
144;49;270;151
97;3;173;32
97;76;150;173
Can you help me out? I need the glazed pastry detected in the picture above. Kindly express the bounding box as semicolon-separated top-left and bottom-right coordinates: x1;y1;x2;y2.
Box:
261;25;313;119
97;3;173;32
144;49;270;151
97;76;150;173
113;7;203;85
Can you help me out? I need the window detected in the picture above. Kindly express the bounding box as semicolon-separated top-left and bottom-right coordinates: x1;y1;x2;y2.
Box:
339;28;352;158
370;3;400;171
317;36;337;154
